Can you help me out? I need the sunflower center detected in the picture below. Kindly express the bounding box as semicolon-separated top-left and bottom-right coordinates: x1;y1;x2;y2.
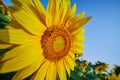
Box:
41;26;71;61
53;36;65;52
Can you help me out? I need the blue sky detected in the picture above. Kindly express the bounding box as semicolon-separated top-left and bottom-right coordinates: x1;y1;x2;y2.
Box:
74;0;120;69
3;0;120;69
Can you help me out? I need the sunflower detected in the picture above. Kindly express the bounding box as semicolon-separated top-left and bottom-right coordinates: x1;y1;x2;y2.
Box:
94;63;109;74
0;0;91;80
113;65;120;75
107;72;120;80
107;65;120;80
79;60;88;72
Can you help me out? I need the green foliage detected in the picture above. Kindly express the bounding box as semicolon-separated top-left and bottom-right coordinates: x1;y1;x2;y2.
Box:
68;59;108;80
0;12;11;28
0;6;11;28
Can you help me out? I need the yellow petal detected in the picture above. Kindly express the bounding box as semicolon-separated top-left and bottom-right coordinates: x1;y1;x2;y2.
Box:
11;0;46;26
8;6;46;36
58;59;67;80
111;73;116;79
33;0;47;26
47;0;56;16
71;11;85;23
53;0;61;25
0;29;32;44
34;60;50;80
65;11;85;28
73;35;85;43
0;43;34;61
66;0;70;12
72;41;85;50
107;74;111;80
12;55;44;80
5;25;14;29
72;28;85;36
59;1;67;24
47;0;60;16
65;55;76;71
6;20;24;29
47;0;60;26
70;45;83;54
46;13;52;27
0;43;42;73
11;0;36;18
63;59;70;77
68;51;75;61
69;3;76;17
46;62;56;80
34;0;45;13
11;0;35;13
116;74;120;80
0;43;13;49
68;16;92;33
64;3;76;26
46;0;54;26
72;29;85;42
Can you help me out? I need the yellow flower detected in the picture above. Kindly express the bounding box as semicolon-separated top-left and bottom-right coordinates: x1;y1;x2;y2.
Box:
79;61;88;72
107;72;120;80
0;0;91;80
94;64;109;74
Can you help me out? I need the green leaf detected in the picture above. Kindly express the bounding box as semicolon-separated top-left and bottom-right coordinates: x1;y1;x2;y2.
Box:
0;13;11;22
0;13;11;28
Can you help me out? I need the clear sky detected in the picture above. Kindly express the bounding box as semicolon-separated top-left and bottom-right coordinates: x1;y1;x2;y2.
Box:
3;0;120;69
